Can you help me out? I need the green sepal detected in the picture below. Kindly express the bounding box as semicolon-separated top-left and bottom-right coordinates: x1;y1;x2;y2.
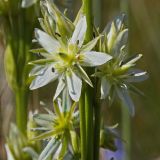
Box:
58;137;68;159
30;48;46;54
28;58;54;65
31;129;61;141
70;130;80;153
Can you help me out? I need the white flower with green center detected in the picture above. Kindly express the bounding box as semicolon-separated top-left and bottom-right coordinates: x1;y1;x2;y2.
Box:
31;99;80;160
29;16;112;101
95;14;148;116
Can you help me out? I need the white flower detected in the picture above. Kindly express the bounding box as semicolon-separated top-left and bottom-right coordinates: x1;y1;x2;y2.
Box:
29;16;112;102
96;14;148;116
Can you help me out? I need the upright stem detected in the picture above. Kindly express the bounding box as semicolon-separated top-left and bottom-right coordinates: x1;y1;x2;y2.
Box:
15;88;28;134
85;88;93;160
83;0;94;159
93;0;102;158
93;0;102;28
79;88;86;160
122;106;131;160
83;0;93;41
120;0;131;159
93;99;101;160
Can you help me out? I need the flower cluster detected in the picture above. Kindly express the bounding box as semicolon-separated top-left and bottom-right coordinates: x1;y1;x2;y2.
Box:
95;14;148;116
26;1;148;160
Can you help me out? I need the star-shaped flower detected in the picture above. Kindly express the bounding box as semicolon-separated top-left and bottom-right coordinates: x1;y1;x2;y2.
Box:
29;16;112;101
31;99;80;160
95;14;148;116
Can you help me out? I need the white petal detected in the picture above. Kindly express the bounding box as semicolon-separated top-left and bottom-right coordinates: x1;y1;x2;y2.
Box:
54;75;66;100
80;51;112;67
70;16;87;47
115;13;126;31
29;65;48;77
39;138;60;160
35;29;60;54
66;71;82;102
101;77;111;99
52;143;62;159
112;29;128;54
30;65;59;90
23;147;38;160
5;144;15;160
126;71;148;83
21;0;37;8
116;86;135;116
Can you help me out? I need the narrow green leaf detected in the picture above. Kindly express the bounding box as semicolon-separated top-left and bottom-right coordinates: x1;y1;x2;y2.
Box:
67;102;77;120
53;101;64;120
77;64;93;87
58;137;68;159
128;84;145;97
30;48;46;54
124;54;142;65
31;129;60;141
70;130;79;153
28;58;54;65
80;35;102;52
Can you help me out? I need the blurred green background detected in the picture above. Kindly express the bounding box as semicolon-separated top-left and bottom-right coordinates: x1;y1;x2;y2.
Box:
0;0;160;160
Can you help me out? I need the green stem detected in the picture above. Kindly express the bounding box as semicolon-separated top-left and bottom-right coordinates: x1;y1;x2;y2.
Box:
92;0;102;28
120;0;131;159
92;0;102;158
83;0;94;159
15;87;28;134
93;100;101;160
83;0;93;41
85;87;94;160
122;107;131;160
79;88;86;160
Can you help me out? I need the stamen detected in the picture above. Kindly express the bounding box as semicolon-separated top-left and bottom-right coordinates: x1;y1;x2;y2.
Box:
76;40;80;45
55;32;61;37
52;68;55;72
37;53;44;58
93;32;96;38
